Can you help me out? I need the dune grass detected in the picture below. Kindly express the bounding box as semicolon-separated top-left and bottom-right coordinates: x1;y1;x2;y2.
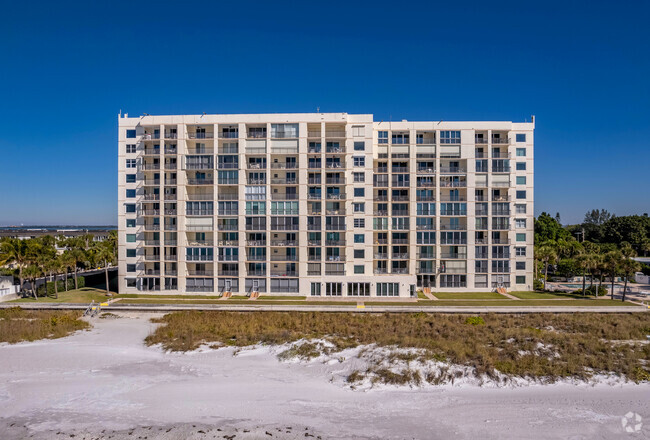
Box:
146;311;650;382
11;287;112;304
0;307;90;344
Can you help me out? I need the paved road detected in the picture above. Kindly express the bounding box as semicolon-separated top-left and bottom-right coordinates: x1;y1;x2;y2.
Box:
1;302;647;313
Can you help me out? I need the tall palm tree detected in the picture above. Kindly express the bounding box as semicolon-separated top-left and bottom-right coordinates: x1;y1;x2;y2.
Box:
22;264;41;299
574;254;590;296
620;258;641;302
60;252;74;291
93;241;115;295
535;245;557;291
603;250;622;300
0;238;29;294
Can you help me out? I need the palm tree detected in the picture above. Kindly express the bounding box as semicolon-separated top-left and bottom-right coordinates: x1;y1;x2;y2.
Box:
48;257;64;299
60;251;74;291
0;238;30;294
575;254;590;296
603;250;622;300
93;242;114;295
535;245;557;291
620;258;641;302
23;264;41;299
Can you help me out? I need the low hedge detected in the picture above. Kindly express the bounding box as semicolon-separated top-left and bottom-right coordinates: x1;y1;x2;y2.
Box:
37;276;85;297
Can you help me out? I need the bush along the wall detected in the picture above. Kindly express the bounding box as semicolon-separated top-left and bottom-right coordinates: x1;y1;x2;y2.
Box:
37;276;85;296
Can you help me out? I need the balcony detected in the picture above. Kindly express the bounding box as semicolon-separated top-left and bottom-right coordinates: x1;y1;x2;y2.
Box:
308;178;322;185
270;224;299;231
416;253;436;260
374;167;388;173
374;195;389;201
416;268;436;274
374;268;388;274
186;254;214;261
440;167;466;174
325;193;345;200
325;146;345;154
218;179;239;185
218;210;238;216
218;224;239;231
416;168;435;174
374;253;388;259
325;162;343;169
271;178;297;185
492;137;509;144
374;210;388;216
187;178;214;185
308;255;321;261
218;255;239;262
219;131;239;139
492;238;511;244
308;146;321;154
440;224;466;231
416;195;435;202
164;146;177;154
271;239;298;246
246;240;267;246
187;132;215;139
165;163;177;170
164;270;178;276
247;162;266;169
392;253;409;260
392;210;409;216
392;195;409;201
187;270;214;276
187;210;214;216
219;270;240;276
141;164;160;171
440;181;467;188
391;268;408;274
271;193;298;201
270;163;298;169
492;195;511;202
164;240;178;246
392;238;409;244
325;270;345;276
141;209;160;216
144;224;161;231
308;240;322;246
325;239;345;246
164;179;177;185
270;255;298;261
270;271;298;277
143;148;160;156
144;254;160;261
439;195;467;202
325;131;346;138
187;193;213;201
164;194;177;201
247;254;266;261
440;253;468;259
475;136;488;144
217;193;238;200
144;240;160;246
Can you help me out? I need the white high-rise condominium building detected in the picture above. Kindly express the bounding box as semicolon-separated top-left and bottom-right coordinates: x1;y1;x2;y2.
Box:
118;113;534;297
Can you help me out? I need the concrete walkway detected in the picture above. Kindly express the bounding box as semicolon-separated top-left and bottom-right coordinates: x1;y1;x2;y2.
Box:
1;302;646;314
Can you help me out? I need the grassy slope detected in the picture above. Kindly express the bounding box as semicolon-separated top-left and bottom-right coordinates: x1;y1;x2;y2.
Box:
11;287;113;304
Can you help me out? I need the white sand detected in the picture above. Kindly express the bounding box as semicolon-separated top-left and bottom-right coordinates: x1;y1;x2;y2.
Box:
0;312;648;439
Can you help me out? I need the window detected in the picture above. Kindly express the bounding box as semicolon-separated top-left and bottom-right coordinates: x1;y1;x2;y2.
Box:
376;282;399;297
516;261;526;270
516;148;526;157
516;276;526;284
515;247;526;256
126;264;136;272
354;188;365;197
352;126;365;137
126;219;136;228
516;162;526;171
126;144;137;153
310;282;321;296
516;233;526;242
516;219;526;229
126;278;137;287
353;203;365;213
378;131;388;144
516;134;526;142
126;234;136;243
354;218;365;228
516;176;526;185
354;249;365;259
126;159;137;168
126;174;136;183
353;172;365;182
515;204;527;214
348;281;369;294
126;129;136;138
271;123;298;138
354;141;365;151
325;282;343;296
440;131;461;144
354;234;365;243
516;190;527;199
125;204;136;213
353;156;365;167
126;189;136;198
126;249;136;258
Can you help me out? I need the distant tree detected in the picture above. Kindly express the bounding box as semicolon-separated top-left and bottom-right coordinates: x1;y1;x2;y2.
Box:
602;215;650;252
584;209;613;226
0;238;30;293
535;213;571;243
91;231;117;295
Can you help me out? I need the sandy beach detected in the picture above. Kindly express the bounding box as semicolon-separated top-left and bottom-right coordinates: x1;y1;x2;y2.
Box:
0;312;648;440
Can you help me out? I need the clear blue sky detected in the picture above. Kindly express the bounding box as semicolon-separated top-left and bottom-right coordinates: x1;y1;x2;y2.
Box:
1;0;648;226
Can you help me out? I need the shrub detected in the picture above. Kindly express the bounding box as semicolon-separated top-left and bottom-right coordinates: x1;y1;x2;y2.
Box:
465;316;485;326
585;285;607;297
37;276;85;296
533;279;544;291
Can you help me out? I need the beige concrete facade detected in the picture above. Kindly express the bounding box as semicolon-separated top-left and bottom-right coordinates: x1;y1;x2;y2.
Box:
118;113;534;297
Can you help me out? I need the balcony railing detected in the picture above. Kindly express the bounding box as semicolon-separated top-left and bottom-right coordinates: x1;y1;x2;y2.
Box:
440;224;467;231
186;254;214;261
187;270;214;276
270;271;297;277
187;132;215;139
374;268;388;274
308;178;322;185
270;163;298;169
491;137;509;144
246;240;267;246
217;193;238;200
187;178;214;185
440;181;467;188
219;131;239;139
187;210;214;216
440;167;466;173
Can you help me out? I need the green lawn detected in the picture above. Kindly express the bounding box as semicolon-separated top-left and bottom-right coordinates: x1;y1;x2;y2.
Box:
431;291;507;300
258;295;307;300
11;287;113;304
116;299;358;306
367;299;640;307
118;294;224;300
509;291;598;300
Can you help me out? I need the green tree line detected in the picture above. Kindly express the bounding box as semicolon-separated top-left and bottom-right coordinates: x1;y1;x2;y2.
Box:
0;231;117;299
535;210;649;301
